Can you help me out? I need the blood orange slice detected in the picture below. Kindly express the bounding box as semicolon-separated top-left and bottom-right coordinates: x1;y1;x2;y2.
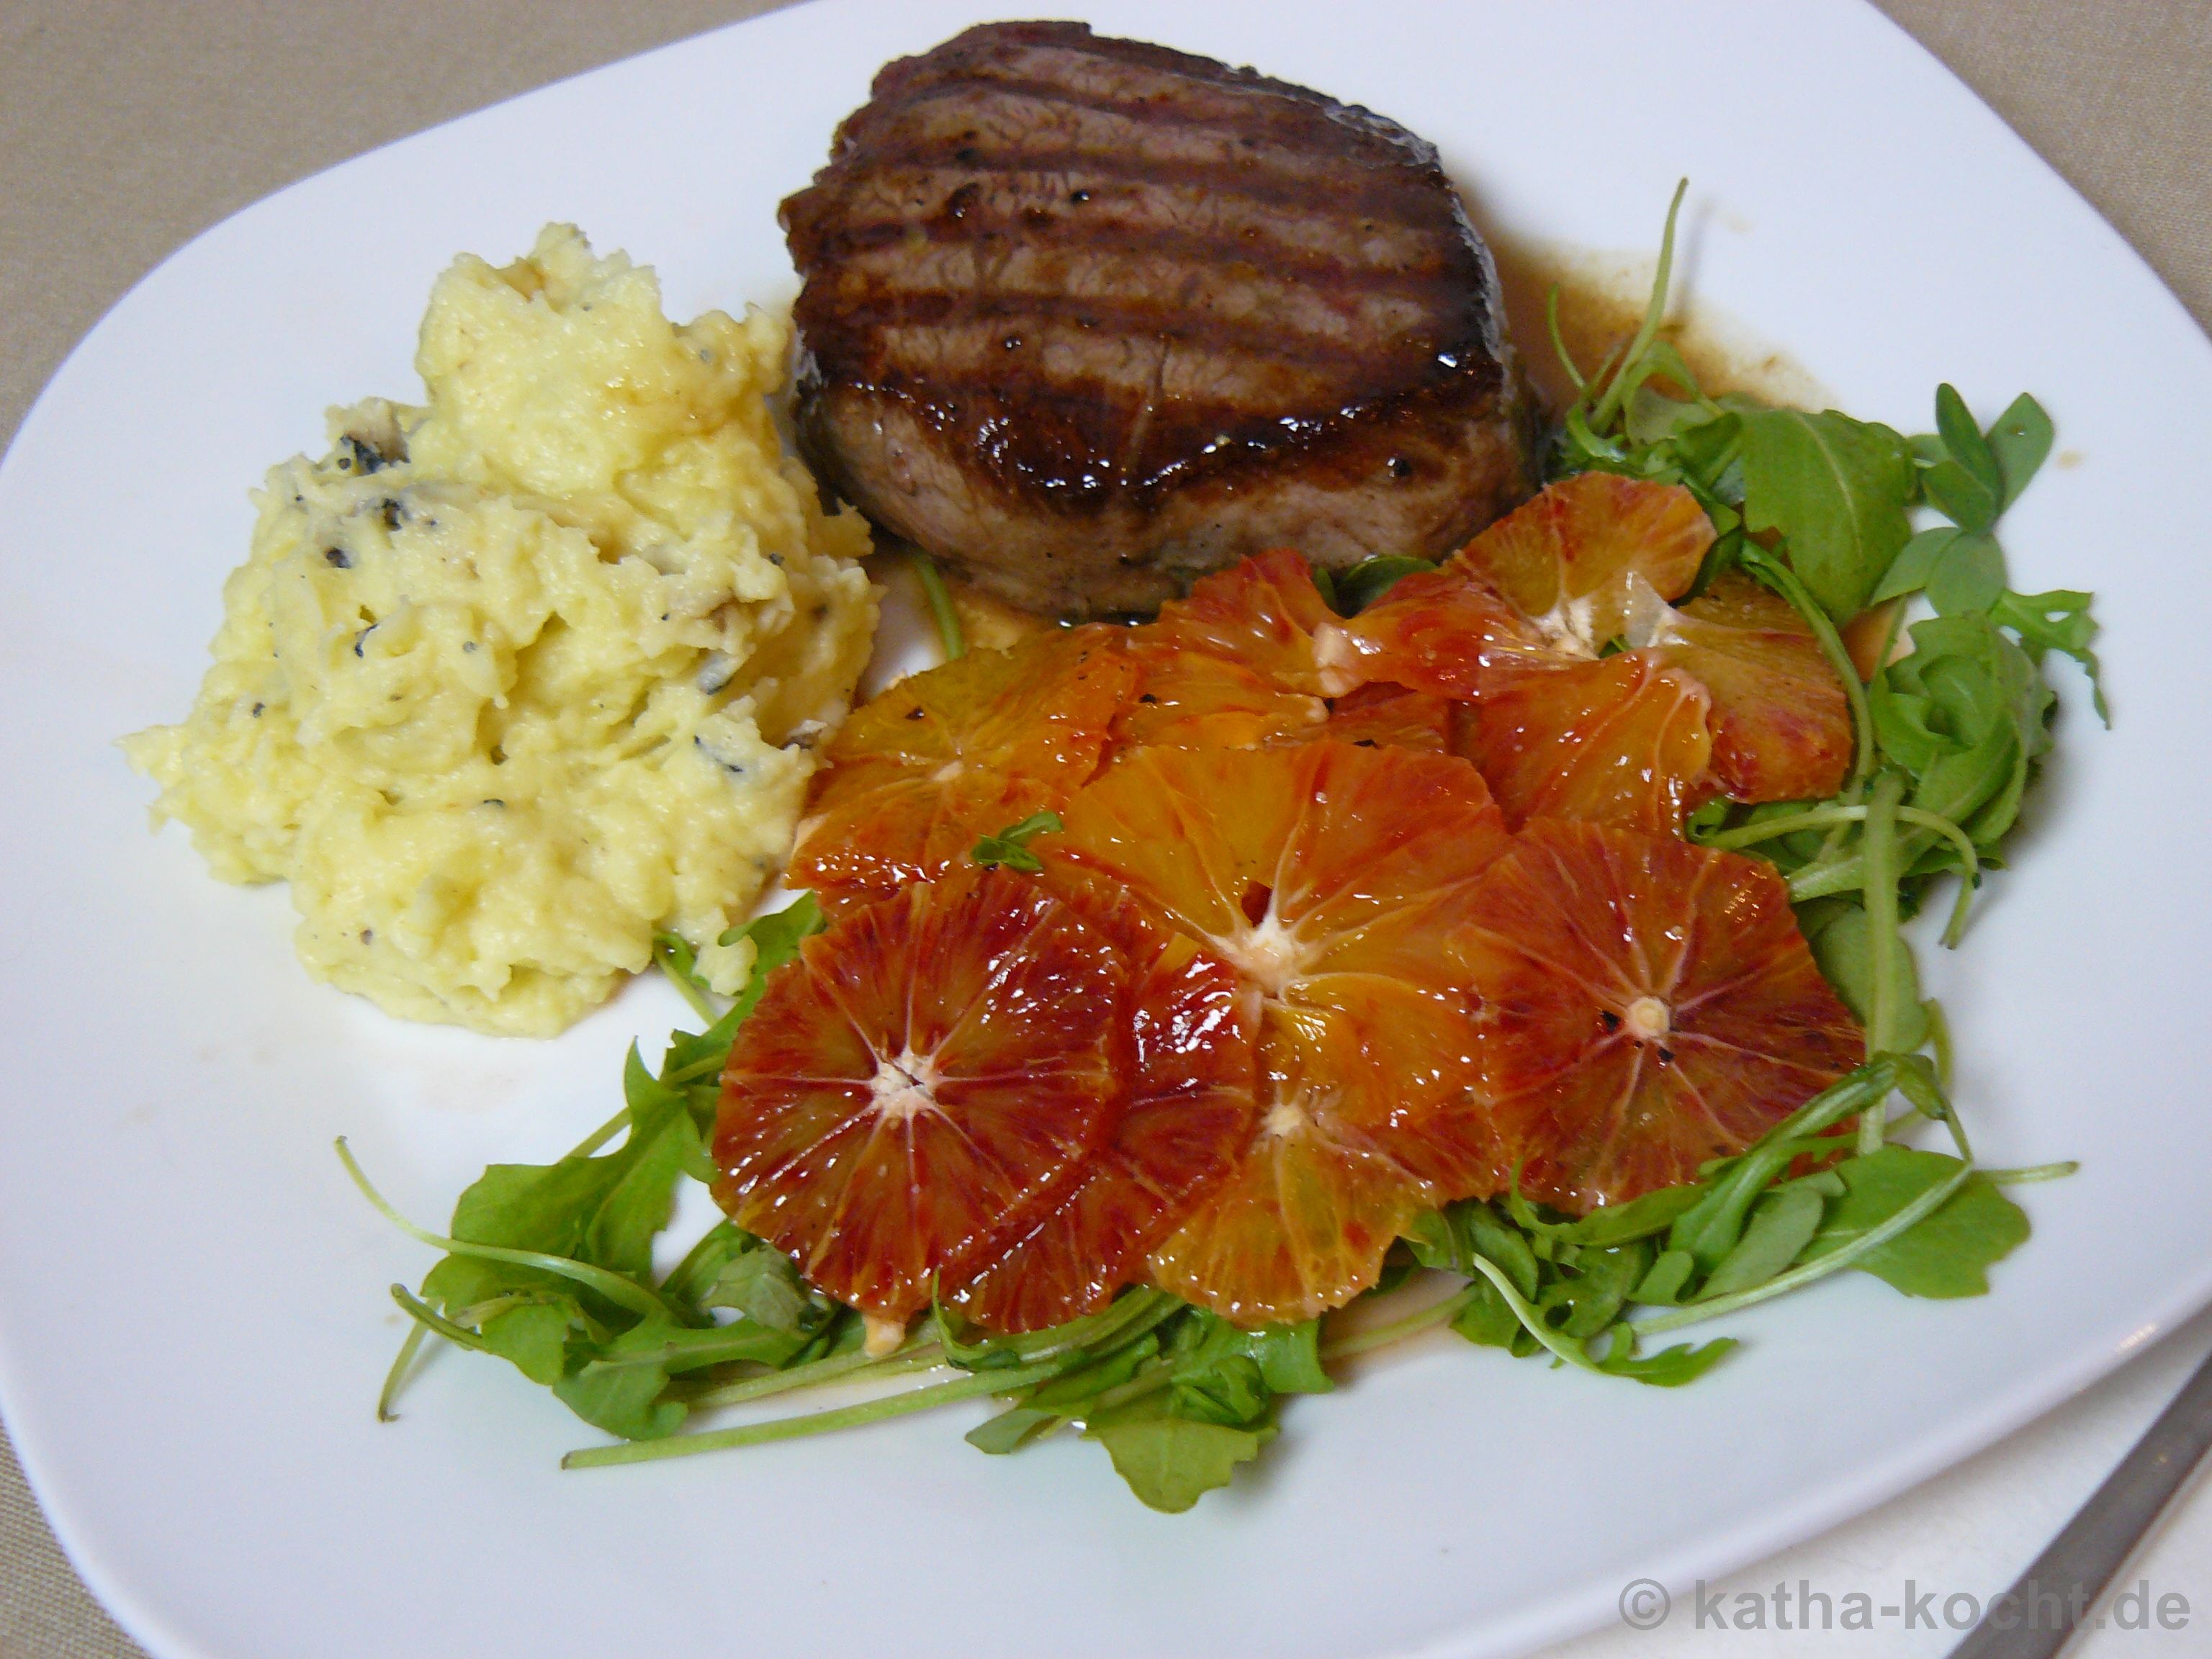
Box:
1055;742;1514;1323
1116;549;1336;749
1469;653;1714;832
1648;573;1852;803
1454;819;1863;1213
947;888;1258;1332
714;868;1129;1320
789;628;1136;905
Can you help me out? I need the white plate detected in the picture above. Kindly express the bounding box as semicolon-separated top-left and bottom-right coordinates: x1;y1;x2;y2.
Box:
4;3;2209;1656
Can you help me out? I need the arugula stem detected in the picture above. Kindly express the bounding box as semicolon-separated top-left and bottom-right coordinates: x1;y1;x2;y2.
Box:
935;1286;1178;1370
652;937;721;1025
377;1322;432;1422
564;1359;1062;1468
1894;809;1984;946
564;1106;631;1161
1083;1363;1174;1417
1888;1060;1974;1164
1320;1285;1481;1363
1859;774;1907;1154
1704;805;1866;851
1635;1164;1972;1334
1977;1161;2081;1185
661;1052;727;1088
1588;179;1687;433
338;1138;675;1323
390;1283;492;1352
678;1341;943;1411
1461;1254;1607;1377
1545;284;1586;392
1741;546;1877;785
911;549;966;662
1786;858;1865;903
1747;1058;1902;1155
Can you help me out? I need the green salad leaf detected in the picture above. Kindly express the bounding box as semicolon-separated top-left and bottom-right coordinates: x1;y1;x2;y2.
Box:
1737;407;1917;624
1084;1411;1274;1514
1798;1146;2030;1298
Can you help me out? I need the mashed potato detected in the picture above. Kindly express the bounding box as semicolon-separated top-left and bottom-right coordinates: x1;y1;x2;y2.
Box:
125;225;878;1036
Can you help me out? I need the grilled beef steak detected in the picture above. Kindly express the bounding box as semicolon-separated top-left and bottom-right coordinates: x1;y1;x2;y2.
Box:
781;20;1539;619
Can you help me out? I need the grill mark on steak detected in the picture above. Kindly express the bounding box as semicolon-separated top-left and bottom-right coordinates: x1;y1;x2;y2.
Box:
837;89;1451;212
868;313;1377;392
782;21;1538;617
797;169;1458;285
826;245;1449;358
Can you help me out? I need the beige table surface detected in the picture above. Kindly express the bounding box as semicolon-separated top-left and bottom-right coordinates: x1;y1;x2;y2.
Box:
2;4;2207;1656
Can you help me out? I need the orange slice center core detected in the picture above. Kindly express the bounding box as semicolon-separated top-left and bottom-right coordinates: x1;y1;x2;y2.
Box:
1310;624;1363;696
1219;912;1310;997
1529;593;1604;657
1622;995;1672;1042
870;1051;940;1123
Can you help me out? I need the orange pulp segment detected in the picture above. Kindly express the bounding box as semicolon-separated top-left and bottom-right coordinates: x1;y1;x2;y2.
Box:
1453;819;1864;1213
1469;653;1714;832
1117;548;1337;749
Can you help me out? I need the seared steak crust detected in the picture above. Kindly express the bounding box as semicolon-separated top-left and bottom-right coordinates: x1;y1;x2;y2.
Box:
783;20;1538;616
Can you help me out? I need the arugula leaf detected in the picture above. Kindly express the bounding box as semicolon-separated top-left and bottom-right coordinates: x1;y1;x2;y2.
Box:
1799;899;1930;1053
1870;526;1958;604
1881;613;2054;853
971;811;1064;874
965;1407;1061;1456
1737;407;1916;624
1084;1404;1273;1513
665;894;826;1082
703;1243;834;1339
1406;1200;1541;1295
1028;1336;1161;1411
1985;392;2055;508
1172;1313;1333;1399
469;1298;580;1386
1799;1146;2030;1296
1923;531;2007;616
1170;1354;1271;1426
421;1061;698;1328
657;1220;754;1318
1632;1249;1697;1305
1539;1241;1650;1338
1992;589;2106;719
1696;1183;1826;1300
554;1332;689;1441
719;893;825;995
1593;1328;1739;1386
1449;1280;1527;1349
1920;384;2003;532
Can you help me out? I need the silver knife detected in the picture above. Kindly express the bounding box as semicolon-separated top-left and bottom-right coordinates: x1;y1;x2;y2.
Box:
1949;1339;2212;1658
